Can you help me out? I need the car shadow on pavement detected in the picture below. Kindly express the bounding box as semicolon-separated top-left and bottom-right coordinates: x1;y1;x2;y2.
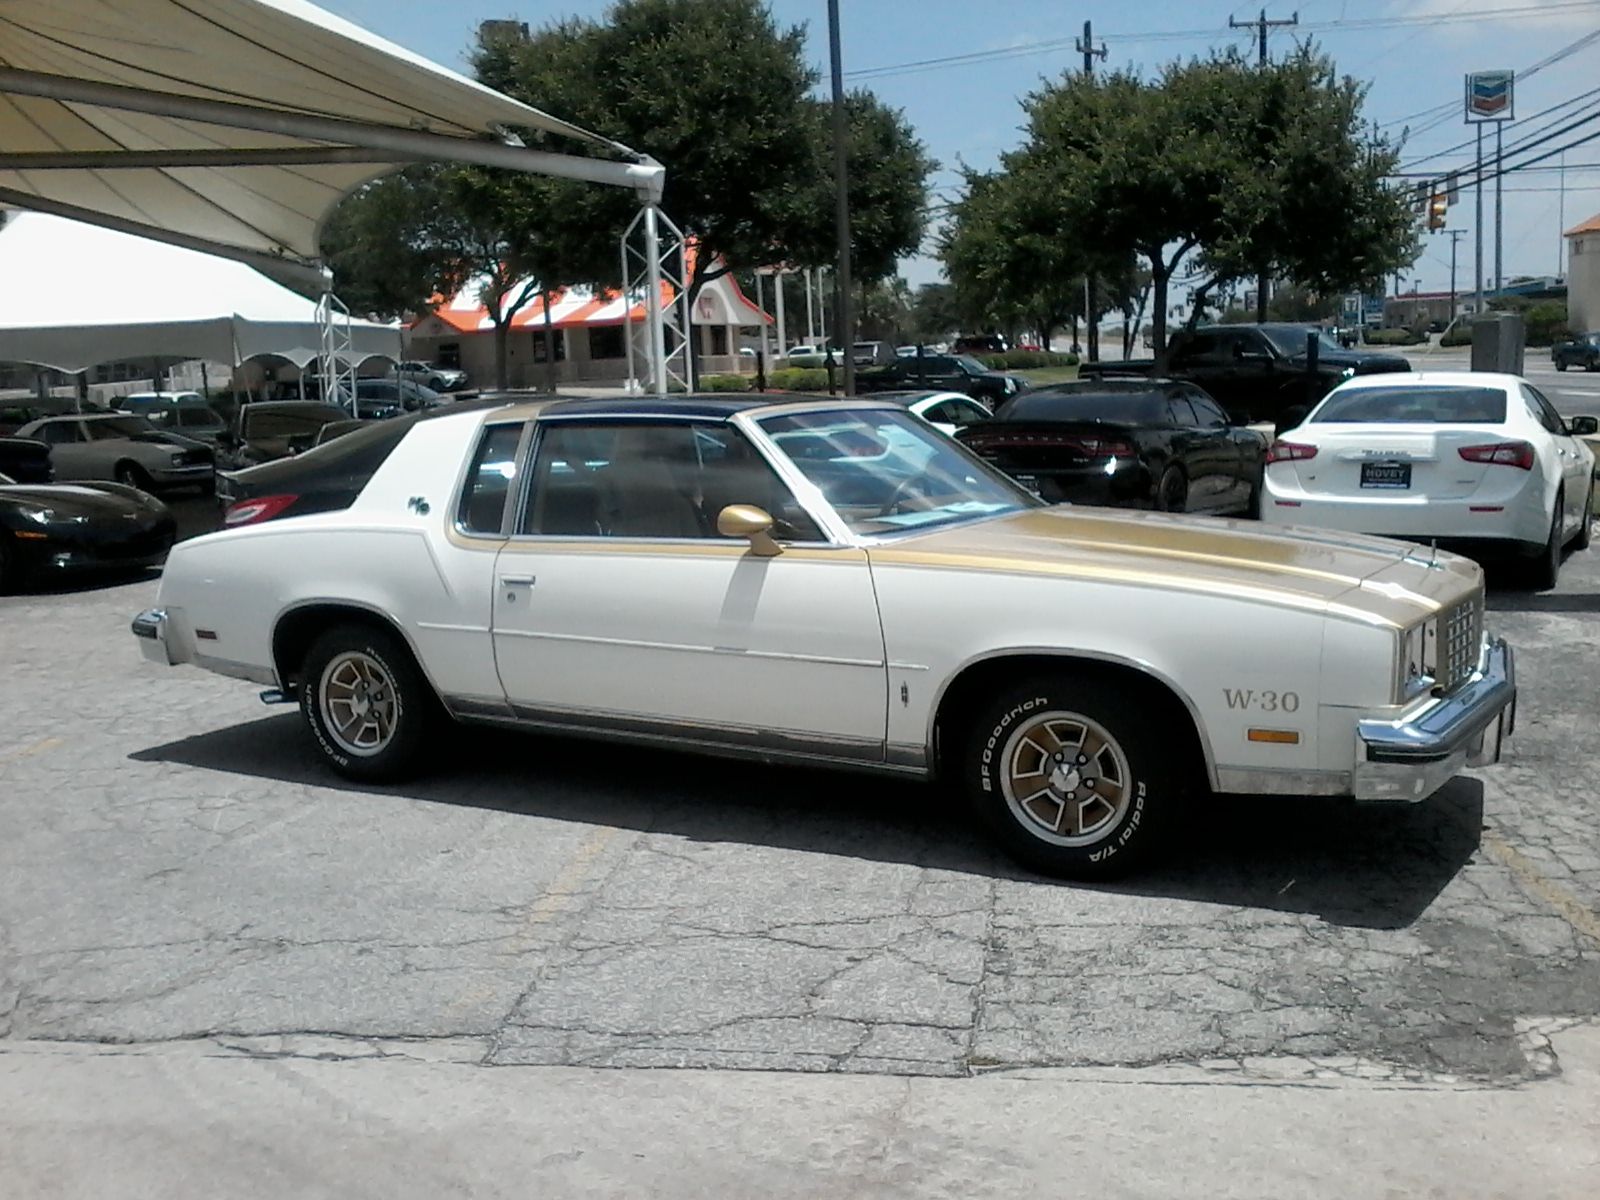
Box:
131;714;1482;932
17;566;161;597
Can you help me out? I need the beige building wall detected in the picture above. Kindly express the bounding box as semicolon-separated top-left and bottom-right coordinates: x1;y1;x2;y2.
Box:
1569;225;1600;334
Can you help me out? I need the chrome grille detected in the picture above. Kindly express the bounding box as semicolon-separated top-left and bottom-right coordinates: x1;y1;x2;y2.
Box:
1433;593;1483;693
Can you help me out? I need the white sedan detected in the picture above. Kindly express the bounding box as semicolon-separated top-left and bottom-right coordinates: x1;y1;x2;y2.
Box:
1262;372;1596;588
872;390;994;436
133;396;1516;879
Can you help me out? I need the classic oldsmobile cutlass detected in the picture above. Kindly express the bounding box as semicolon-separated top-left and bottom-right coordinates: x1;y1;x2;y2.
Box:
132;396;1517;877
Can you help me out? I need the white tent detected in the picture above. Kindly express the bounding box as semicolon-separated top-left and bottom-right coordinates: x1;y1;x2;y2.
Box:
0;0;684;392
0;212;399;373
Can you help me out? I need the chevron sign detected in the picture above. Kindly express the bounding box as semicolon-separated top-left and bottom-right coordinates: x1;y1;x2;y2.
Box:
1465;71;1514;122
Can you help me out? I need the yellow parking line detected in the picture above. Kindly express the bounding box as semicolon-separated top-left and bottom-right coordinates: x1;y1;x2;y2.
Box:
518;825;620;929
1482;832;1600;949
0;736;63;765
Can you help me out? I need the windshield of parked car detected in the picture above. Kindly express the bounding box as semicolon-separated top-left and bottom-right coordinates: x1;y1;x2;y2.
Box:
953;355;991;374
1260;327;1344;357
86;416;156;440
1312;385;1508;424
759;408;1037;536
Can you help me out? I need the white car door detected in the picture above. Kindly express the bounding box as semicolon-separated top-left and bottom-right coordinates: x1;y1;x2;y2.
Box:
36;419;99;479
490;417;889;764
1524;384;1590;535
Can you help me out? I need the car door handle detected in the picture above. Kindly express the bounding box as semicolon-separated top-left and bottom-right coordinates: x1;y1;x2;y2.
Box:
500;574;535;587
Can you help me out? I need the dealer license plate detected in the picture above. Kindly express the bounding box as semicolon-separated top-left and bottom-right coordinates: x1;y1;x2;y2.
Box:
1360;461;1411;489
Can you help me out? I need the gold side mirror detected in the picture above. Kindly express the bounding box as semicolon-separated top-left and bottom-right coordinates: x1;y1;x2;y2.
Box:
717;504;782;557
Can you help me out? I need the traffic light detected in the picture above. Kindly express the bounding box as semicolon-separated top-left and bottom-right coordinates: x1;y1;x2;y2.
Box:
1427;192;1448;231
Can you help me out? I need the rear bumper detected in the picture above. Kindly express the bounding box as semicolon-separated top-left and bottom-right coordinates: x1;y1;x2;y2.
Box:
1261;478;1547;546
132;607;177;666
1352;637;1516;802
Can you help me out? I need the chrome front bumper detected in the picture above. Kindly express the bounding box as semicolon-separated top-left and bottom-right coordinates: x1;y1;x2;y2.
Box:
131;607;176;666
1352;638;1516;803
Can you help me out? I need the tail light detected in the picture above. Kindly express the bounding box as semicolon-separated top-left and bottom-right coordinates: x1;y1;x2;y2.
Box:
1458;441;1535;470
224;493;299;526
1266;440;1317;464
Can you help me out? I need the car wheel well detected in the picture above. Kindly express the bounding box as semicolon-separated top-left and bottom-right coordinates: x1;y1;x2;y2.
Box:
273;604;424;691
932;654;1210;789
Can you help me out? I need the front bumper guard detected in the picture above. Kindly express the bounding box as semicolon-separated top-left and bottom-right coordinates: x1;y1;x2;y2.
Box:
131;607;175;666
1353;638;1516;803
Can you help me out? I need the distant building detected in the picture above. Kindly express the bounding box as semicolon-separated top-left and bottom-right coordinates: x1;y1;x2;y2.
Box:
1567;213;1600;333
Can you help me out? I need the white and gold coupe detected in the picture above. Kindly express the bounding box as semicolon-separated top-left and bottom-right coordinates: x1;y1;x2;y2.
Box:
133;396;1517;877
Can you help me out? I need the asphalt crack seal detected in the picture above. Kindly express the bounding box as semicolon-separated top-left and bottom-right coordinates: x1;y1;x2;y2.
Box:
1482;831;1600;948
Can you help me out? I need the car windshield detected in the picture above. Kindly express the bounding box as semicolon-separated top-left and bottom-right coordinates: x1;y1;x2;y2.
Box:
759;408;1037;536
953;355;991;374
86;416;155;440
1001;390;1165;424
1313;385;1508;424
1260;327;1344;356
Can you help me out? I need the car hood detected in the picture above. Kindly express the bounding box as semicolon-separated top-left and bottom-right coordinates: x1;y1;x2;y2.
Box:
867;506;1479;626
0;482;164;518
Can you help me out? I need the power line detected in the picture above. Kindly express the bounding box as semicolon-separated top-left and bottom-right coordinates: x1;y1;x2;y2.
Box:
844;1;1600;83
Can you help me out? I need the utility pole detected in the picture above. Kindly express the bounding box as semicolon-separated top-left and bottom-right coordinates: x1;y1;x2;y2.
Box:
1231;9;1299;322
1475;125;1484;318
1076;19;1107;362
1493;122;1504;298
1444;228;1466;325
826;0;854;396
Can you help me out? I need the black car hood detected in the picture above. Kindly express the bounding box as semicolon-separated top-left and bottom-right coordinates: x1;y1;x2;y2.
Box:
0;481;165;519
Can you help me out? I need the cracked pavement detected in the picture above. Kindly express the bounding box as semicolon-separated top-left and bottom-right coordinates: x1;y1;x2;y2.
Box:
3;536;1600;1095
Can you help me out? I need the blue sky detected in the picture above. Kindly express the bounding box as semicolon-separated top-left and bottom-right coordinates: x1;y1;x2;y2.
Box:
320;0;1600;298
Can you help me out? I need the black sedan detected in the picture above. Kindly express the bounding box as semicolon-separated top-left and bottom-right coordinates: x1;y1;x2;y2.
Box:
855;353;1026;407
0;472;176;591
956;380;1266;515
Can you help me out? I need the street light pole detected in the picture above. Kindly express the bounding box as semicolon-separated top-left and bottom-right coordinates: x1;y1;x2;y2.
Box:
826;0;854;396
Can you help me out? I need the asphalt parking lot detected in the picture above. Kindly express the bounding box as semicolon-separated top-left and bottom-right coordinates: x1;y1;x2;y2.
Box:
3;525;1599;1092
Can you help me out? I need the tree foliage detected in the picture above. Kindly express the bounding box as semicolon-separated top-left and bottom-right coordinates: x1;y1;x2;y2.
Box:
958;46;1416;360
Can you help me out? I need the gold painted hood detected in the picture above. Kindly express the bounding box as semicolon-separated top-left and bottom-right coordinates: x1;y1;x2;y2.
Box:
868;507;1481;627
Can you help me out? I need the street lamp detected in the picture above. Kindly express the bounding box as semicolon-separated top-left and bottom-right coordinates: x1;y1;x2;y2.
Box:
826;0;853;395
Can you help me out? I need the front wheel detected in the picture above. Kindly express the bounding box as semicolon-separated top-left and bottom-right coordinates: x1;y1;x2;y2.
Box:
1555;361;1569;372
963;677;1179;878
299;623;439;782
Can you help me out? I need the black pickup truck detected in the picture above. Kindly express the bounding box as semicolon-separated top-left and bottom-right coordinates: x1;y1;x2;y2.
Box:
1080;323;1411;424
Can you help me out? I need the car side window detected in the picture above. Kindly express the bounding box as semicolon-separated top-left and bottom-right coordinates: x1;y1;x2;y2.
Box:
38;421;80;445
457;423;526;536
1174;333;1216;364
1189;393;1229;427
1167;397;1199;427
521;420;823;542
928;400;983;427
1520;385;1565;435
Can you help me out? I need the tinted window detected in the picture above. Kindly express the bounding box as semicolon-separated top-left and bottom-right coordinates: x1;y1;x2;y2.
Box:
37;421;81;445
1521;385;1565;435
86;417;153;440
178;405;223;428
953;355;991;374
927;399;987;428
522;421;820;541
358;382;399;401
458;423;524;535
1313;386;1507;424
243;408;344;438
1259;327;1341;356
1167;397;1199;427
1001;391;1165;425
1188;393;1230;427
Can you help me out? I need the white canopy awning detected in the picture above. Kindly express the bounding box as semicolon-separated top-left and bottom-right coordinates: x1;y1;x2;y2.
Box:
0;212;400;373
0;0;663;287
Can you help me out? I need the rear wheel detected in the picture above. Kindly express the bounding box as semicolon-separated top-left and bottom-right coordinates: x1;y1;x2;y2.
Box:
1155;465;1188;513
963;676;1179;878
1524;490;1564;591
1555;361;1569;372
299;623;438;782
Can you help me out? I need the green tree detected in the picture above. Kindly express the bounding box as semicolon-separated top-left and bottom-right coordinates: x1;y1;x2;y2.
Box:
474;0;932;365
1006;48;1415;360
908;282;962;341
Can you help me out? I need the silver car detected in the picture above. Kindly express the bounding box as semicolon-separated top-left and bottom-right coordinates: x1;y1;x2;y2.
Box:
16;413;215;494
